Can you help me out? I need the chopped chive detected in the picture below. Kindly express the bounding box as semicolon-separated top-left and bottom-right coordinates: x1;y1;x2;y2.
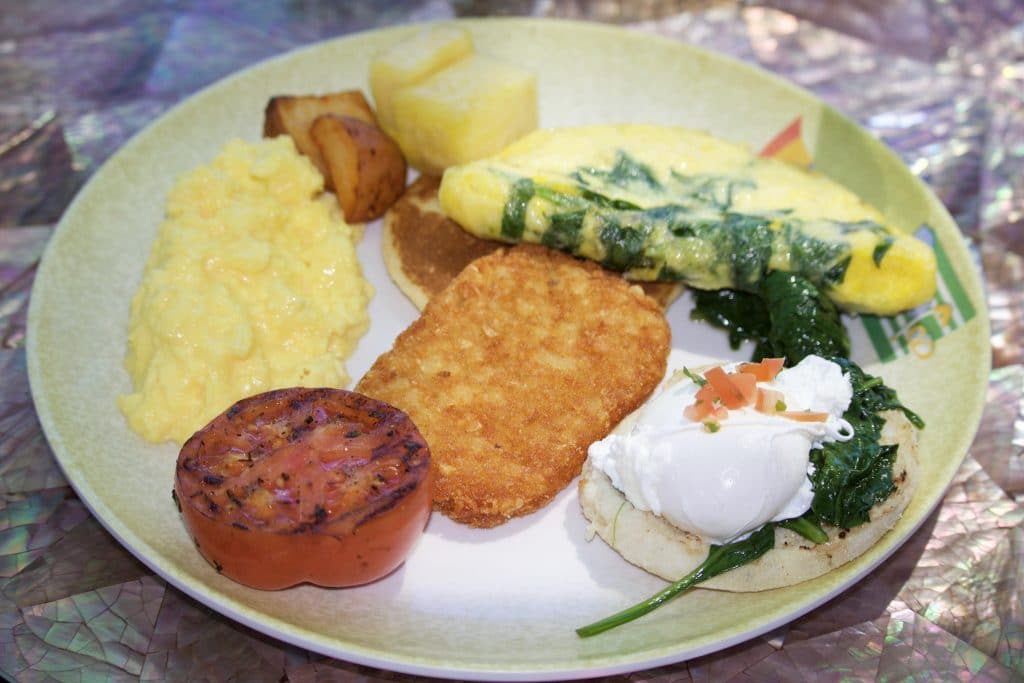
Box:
682;367;707;386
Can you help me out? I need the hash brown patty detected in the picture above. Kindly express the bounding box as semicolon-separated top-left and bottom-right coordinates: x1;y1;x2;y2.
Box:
357;244;671;527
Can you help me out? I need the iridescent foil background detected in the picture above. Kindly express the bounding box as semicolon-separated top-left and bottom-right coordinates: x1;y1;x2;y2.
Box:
1;1;1021;680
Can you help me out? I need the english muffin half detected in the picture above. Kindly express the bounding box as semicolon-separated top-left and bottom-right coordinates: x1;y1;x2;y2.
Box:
579;367;920;592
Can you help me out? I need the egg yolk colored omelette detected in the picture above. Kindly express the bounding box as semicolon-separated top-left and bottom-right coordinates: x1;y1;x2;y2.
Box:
438;124;936;315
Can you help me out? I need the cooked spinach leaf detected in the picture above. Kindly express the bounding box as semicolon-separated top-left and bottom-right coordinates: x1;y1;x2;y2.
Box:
873;237;894;266
834;357;925;429
542;211;585;251
597;215;651;271
690;288;772;353
580;271;924;637
720;213;776;288
501;178;534;240
777;515;828;544
576;524;775;637
823;254;852;286
575;150;663;193
809;359;924;529
785;223;850;283
760;272;850;363
691;271;849;364
668;171;756;211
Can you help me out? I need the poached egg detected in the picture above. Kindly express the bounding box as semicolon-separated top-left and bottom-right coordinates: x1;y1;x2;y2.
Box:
588;350;854;545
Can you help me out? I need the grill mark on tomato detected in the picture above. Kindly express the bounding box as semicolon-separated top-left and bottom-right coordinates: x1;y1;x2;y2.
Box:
402;440;429;468
176;388;430;534
371;441;410;462
360;481;420;522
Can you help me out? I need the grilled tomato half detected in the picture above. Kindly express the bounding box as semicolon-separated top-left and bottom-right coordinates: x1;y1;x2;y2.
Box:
173;387;433;590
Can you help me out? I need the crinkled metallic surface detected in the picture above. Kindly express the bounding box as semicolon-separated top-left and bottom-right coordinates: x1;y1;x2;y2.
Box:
0;0;1021;680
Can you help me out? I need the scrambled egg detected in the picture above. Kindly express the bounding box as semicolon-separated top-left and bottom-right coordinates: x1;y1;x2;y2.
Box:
118;137;373;444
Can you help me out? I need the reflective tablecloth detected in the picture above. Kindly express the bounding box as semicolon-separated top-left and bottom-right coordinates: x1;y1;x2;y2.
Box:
2;1;1022;680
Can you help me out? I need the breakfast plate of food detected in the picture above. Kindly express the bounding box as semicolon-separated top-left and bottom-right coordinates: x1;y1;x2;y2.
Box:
26;18;988;680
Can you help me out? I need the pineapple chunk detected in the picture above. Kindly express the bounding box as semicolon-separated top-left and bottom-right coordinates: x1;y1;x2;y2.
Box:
391;55;538;176
369;25;474;139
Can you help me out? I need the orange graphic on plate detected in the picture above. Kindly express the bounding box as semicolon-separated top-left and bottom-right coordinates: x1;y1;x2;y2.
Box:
759;117;812;168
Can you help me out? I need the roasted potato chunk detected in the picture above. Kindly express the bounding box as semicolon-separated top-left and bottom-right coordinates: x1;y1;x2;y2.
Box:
311;114;407;223
263;91;377;189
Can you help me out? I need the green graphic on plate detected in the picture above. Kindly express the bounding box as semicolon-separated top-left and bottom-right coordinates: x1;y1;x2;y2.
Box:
859;226;976;362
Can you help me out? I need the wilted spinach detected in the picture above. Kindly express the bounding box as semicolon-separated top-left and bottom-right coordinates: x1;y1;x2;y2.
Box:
809;358;924;529
692;270;849;364
580;274;923;637
576;524;775;637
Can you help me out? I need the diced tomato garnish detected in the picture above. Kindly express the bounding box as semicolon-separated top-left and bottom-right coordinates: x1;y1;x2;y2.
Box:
736;363;765;380
683;400;710;421
738;357;786;382
684;362;792;425
704;366;745;409
762;357;785;377
730;372;757;404
755;387;786;414
780;410;829;422
694;383;717;405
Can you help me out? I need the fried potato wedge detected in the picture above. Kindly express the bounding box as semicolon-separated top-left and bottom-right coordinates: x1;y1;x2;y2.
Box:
311;114;408;223
263;91;377;189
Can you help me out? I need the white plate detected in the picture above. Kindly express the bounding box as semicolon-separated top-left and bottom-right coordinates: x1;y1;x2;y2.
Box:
26;18;988;680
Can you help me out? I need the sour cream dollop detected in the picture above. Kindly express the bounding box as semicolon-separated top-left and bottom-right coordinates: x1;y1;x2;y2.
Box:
588;351;854;545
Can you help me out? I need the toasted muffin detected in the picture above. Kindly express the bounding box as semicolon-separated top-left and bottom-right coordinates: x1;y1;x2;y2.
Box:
578;365;920;591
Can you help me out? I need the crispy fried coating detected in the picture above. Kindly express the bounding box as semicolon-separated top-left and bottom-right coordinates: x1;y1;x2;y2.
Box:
356;244;671;527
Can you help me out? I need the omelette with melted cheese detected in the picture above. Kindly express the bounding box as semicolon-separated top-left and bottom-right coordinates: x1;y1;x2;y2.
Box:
438;124;936;315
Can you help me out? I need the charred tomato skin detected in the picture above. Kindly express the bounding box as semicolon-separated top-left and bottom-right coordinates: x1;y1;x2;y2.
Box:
174;387;433;590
